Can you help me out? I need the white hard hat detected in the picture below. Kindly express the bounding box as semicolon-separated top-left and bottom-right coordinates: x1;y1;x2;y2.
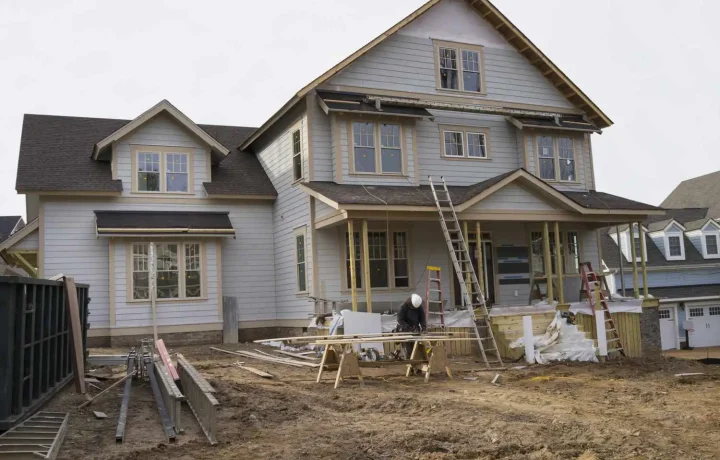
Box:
411;294;422;308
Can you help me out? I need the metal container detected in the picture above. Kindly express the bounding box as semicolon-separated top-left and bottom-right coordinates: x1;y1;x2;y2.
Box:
0;276;89;430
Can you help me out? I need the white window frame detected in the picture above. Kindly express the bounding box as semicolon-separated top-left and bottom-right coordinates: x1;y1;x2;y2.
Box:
291;127;304;182
701;221;720;259
341;227;412;291
440;125;491;160
350;121;405;175
294;227;308;294
530;230;582;276
433;40;486;94
129;241;205;302
132;145;194;195
664;232;685;261
628;226;647;262
534;135;578;183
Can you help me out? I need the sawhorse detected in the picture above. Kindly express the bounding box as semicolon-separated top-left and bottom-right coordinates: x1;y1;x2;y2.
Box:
316;343;364;389
405;340;453;383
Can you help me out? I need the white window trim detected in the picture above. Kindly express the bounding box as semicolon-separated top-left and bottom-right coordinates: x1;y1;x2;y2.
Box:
534;134;579;183
294;226;308;294
131;145;194;195
433;39;486;95
340;226;413;292
127;241;207;303
439;125;491;160
291;125;304;183
664;232;685;261
701;228;720;259
628;227;647;263
529;229;583;277
349;121;406;176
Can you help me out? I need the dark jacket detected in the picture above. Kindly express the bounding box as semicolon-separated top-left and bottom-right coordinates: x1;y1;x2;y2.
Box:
397;297;426;331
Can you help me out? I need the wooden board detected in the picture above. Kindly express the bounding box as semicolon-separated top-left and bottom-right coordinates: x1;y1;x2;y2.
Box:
64;277;86;394
236;365;273;379
222;297;239;344
156;339;180;382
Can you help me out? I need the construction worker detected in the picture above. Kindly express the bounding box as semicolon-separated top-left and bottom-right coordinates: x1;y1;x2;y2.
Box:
396;294;426;359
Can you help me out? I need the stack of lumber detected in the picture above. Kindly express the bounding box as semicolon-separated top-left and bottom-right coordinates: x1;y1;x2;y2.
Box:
210;347;319;368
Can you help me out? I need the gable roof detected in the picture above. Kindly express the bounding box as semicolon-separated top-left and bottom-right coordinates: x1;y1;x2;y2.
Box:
240;0;612;151
301;169;661;215
602;232;707;269
0;216;23;243
661;170;720;218
0;218;37;251
92;100;229;162
685;218;720;232
647;218;686;233
16;114;276;197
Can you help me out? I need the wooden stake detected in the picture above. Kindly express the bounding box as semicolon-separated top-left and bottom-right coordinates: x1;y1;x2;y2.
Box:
553;222;564;304
361;220;372;313
78;371;137;409
630;223;640;299
542;222;554;302
639;223;649;298
476;222;484;298
348;220;358;311
64;277;86;395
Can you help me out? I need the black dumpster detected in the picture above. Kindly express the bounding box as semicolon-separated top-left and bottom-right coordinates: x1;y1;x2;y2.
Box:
0;276;89;430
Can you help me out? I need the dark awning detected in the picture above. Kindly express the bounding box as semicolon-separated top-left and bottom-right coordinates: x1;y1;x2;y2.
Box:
316;90;433;119
95;211;235;236
507;116;601;133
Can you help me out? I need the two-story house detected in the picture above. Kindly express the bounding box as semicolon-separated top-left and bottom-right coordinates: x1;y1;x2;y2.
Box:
603;171;720;350
6;0;664;346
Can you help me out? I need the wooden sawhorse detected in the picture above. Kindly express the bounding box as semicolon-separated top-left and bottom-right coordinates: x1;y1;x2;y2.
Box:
405;340;453;383
316;343;364;389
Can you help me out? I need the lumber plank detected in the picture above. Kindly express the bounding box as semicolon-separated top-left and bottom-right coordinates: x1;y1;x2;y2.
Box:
235;364;274;379
254;331;456;343
272;349;319;361
156;339;180;382
210;347;316;368
78;371;137;409
64;277;86;394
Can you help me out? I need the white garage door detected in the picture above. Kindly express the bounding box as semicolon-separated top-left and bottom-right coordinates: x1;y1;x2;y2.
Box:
687;305;720;348
658;308;676;350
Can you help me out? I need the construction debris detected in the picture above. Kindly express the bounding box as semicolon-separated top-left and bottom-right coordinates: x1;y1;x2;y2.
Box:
115;350;136;443
272;349;320;361
93;411;108;419
87;355;128;366
0;412;69;459
177;354;219;446
235;363;274;379
64;277;86;394
210;347;318;368
156;339;180;383
78;371;137;409
510;311;598;364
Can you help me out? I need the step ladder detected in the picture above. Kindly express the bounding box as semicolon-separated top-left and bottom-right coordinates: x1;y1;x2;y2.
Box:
429;176;503;367
580;261;625;356
425;265;445;327
0;411;69;459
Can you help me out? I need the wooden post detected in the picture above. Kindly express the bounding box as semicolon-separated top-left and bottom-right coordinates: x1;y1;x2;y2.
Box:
553;222;564;304
462;221;471;295
222;296;238;344
348;220;358;311
361;220;372;313
542;222;554;303
475;222;484;298
630;223;639;299
639;223;649;298
616;226;625;297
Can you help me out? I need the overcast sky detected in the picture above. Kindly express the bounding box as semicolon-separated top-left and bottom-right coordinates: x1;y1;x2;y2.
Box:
1;0;718;219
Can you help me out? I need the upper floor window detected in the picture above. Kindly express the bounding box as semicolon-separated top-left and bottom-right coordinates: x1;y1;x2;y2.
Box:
705;234;718;256
133;146;192;194
665;233;685;260
701;221;720;258
434;40;485;93
292;128;303;181
536;135;576;182
440;125;490;160
351;122;404;175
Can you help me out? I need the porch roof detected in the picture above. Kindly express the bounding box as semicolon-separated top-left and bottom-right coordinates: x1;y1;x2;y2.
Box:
94;211;235;236
302;169;662;214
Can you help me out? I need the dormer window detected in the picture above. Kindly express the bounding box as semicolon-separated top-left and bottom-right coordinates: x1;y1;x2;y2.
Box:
705;234;718;255
664;228;685;261
700;221;720;258
668;236;682;257
133;146;193;194
434;40;485;94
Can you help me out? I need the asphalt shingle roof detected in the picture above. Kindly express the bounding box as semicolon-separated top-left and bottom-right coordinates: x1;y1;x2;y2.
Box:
0;216;23;243
661;170;720;218
645;284;720;300
16;114;276;197
602;232;708;268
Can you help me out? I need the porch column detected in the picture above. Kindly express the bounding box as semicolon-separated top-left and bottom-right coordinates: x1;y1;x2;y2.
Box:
616;226;625;296
553;222;564;304
629;223;640;299
542;222;554;303
462;221;471;295
639;223;649;298
475;222;484;300
361;220;372;313
348;220;358;311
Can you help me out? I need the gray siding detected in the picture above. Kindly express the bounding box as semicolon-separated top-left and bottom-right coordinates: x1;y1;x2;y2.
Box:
462;183;558;212
9;230;38;251
115;113;211;198
649;233;665;258
617;267;720;290
307;92;334;181
687;231;703;254
42;198;275;330
256;114;315;320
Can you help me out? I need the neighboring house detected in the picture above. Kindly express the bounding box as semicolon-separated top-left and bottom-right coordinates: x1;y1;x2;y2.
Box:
0;216;32;275
9;0;664;346
603;172;720;350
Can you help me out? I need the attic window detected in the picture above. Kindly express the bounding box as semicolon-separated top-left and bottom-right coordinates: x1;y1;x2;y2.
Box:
434;40;485;94
668;236;682;256
701;222;720;258
133;146;193;194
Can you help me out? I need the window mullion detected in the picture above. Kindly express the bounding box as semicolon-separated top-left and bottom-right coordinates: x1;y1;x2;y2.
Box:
375;124;382;174
457;48;464;91
179;242;186;299
389;231;395;288
553;137;560;181
160;153;166;193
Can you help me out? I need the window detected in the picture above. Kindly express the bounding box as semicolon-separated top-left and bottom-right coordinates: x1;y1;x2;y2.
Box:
689;307;704;318
440;126;490;160
131;242;203;301
435;40;484;93
634;235;643;259
295;228;307;293
536;135;576;182
292;129;303;181
710;307;720;316
133;147;192;194
668;236;682;257
566;232;580;274
531;230;581;276
706;234;719;256
351;122;404;174
658;309;671;319
344;230;410;290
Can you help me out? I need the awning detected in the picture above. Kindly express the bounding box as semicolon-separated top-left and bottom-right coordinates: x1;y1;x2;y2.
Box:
94;211;235;236
507;116;601;133
316;90;433;119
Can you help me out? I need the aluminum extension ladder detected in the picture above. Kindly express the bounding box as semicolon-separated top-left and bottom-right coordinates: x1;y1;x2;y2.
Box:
429;176;503;367
580;262;625;356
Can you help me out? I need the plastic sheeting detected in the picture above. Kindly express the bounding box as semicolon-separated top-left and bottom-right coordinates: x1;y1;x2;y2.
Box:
569;299;643;316
510;311;598;364
380;310;475;332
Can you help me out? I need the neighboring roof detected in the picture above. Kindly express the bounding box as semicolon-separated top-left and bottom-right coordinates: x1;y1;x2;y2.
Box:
241;0;612;151
661;170;720;219
0;216;23;243
94;211;235;236
684;218;720;232
0;218;38;252
92;100;230;162
16;114;276;196
302;169;661;214
606;208;708;235
646;218;686;233
644;284;720;300
506;116;601;133
316;90;433;118
602;232;708;268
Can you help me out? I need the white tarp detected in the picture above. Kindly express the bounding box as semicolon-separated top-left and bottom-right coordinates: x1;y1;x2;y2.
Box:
510;311;598;364
569;298;643;316
379;310;475;332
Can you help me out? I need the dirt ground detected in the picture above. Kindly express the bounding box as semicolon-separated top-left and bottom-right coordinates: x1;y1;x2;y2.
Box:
43;343;720;460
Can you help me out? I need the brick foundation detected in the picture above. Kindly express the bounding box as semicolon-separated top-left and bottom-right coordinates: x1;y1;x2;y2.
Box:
640;308;662;357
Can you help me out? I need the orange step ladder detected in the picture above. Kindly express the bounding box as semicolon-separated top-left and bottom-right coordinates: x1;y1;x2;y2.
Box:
580;261;625;356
